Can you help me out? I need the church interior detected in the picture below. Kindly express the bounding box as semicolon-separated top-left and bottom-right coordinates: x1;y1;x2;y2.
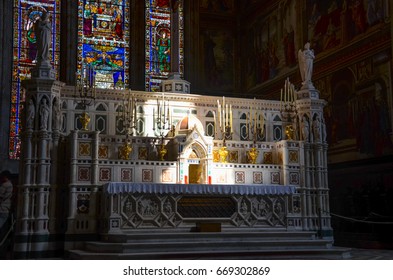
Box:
0;0;393;259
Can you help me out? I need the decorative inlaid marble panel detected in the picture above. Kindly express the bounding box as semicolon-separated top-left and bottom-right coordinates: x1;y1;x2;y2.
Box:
138;147;148;160
253;172;263;184
263;152;273;164
78;167;91;181
99;168;111;181
121;168;133;182
142;169;153;182
271;172;280;184
289;150;299;163
98;145;109;159
78;142;91;156
162;169;174;182
235;171;245;184
289;172;300;185
229;151;238;163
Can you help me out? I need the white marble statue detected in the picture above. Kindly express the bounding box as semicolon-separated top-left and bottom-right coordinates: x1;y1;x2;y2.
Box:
312;117;322;142
34;11;51;65
39;98;50;130
52;99;62;131
321;117;327;142
301;116;310;142
26;99;35;129
298;42;315;88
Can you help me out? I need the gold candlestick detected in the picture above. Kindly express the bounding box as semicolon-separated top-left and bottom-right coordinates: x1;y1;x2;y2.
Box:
247;147;259;164
219;146;229;163
79;111;91;131
119;141;133;160
158;143;167;161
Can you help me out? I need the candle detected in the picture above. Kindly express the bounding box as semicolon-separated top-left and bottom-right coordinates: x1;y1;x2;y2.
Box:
157;98;160;121
213;110;216;137
225;104;228;127
246;113;249;137
153;108;155;130
134;100;137;125
166;102;170;121
218;102;222;128
254;111;257;133
230;104;233;133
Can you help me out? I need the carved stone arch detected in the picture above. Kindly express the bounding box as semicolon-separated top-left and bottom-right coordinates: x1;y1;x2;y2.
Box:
182;140;207;159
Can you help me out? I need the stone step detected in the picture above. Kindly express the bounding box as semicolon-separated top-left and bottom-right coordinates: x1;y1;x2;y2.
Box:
101;230;318;243
84;239;331;254
66;230;344;260
67;247;351;260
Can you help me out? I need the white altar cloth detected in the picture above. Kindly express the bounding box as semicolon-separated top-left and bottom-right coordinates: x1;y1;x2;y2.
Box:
103;183;296;195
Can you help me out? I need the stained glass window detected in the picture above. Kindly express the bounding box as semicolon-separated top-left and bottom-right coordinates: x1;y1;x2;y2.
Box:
77;0;130;89
145;0;184;92
10;0;61;159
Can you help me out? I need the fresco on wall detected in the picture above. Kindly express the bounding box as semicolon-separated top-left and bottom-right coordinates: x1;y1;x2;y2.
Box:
245;0;299;90
201;29;234;92
307;0;389;54
322;67;392;157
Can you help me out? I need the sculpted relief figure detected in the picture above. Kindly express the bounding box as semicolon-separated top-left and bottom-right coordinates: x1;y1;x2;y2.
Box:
298;42;315;88
34;11;51;65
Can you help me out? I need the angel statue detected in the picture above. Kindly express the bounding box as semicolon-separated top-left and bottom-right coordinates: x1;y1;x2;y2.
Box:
298;42;315;89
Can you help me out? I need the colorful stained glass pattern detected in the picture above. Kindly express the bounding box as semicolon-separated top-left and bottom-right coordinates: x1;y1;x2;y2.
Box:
10;0;61;159
77;0;129;89
145;0;184;91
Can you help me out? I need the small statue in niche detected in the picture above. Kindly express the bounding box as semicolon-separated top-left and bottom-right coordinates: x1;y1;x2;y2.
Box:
52;98;62;131
300;116;310;142
26;98;35;129
312;116;322;142
39;98;50;130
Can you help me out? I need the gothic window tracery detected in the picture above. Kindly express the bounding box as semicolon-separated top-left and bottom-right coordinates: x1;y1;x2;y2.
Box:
77;0;130;89
145;0;184;92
